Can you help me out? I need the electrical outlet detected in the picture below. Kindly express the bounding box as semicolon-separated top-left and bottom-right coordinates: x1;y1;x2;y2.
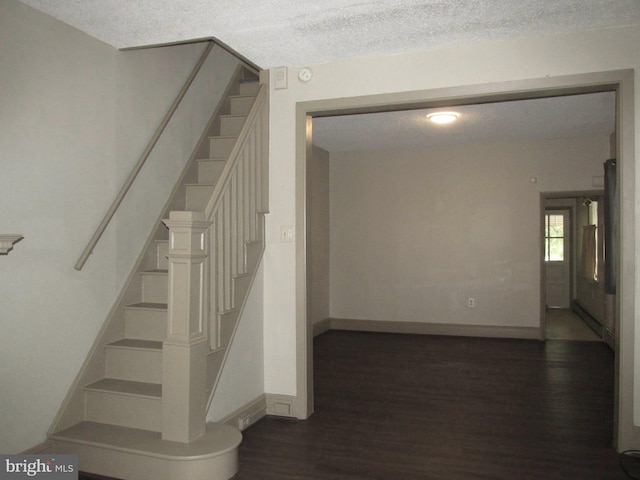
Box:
468;298;475;308
239;416;250;430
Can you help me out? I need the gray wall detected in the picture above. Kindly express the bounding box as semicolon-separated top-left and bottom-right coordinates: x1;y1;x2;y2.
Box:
329;137;609;330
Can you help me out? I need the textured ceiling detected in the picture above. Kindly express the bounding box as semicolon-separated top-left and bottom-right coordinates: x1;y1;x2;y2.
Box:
313;92;616;153
18;1;625;151
17;0;640;68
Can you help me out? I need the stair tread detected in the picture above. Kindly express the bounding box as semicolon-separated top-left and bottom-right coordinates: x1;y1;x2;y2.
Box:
107;339;163;350
50;421;242;459
86;378;162;397
126;302;167;310
209;135;237;140
140;269;168;275
196;158;226;163
220;114;247;119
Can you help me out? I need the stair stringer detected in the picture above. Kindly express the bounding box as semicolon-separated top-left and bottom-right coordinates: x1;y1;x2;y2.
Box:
46;62;254;437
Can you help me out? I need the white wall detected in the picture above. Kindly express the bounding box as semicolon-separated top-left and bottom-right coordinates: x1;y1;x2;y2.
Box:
0;0;241;453
329;137;609;328
264;24;640;447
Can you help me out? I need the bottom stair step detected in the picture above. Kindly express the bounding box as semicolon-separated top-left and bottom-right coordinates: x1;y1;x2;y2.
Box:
49;421;242;480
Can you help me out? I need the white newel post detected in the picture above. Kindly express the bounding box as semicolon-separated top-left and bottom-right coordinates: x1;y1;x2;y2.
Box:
161;211;211;443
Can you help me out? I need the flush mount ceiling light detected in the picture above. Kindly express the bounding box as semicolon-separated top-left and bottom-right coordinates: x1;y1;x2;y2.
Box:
426;111;460;124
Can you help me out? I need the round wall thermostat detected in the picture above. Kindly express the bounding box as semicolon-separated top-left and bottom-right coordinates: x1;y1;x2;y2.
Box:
298;67;313;82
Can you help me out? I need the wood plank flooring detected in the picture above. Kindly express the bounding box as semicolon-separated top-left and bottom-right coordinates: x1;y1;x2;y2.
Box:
81;330;639;479
235;331;633;480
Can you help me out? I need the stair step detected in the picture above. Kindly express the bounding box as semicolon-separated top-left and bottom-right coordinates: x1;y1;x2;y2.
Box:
239;80;260;96
105;339;163;384
220;115;246;136
84;379;162;431
140;270;168;304
49;421;241;480
230;95;254;115
124;303;167;342
186;183;215;211
209;136;236;158
197;159;226;184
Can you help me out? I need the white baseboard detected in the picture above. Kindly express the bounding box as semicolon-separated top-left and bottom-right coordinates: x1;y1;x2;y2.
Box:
329;318;540;340
21;440;53;454
265;393;296;417
313;318;331;337
218;394;267;431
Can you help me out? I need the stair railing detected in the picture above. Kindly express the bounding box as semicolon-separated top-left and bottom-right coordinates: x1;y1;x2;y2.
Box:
160;83;268;442
205;84;269;349
74;38;260;271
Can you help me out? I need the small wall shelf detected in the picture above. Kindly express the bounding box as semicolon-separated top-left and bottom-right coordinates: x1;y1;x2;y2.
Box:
0;235;24;254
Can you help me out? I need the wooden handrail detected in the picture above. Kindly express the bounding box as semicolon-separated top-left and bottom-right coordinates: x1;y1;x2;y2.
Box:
74;41;216;271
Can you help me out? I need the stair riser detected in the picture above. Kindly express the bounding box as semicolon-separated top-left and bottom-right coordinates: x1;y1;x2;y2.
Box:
105;348;162;384
239;81;260;96
125;309;166;342
220;116;246;137
50;436;239;480
198;161;226;184
141;274;168;304
85;392;161;431
186;184;215;211
230;96;254;115
209;137;236;158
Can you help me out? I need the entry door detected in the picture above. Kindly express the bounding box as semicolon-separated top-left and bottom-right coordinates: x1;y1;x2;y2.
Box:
545;210;571;308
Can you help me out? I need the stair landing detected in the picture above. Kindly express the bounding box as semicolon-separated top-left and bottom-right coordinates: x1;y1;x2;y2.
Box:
49;421;241;480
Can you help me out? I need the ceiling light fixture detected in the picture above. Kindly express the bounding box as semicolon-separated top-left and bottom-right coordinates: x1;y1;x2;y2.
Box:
427;111;460;124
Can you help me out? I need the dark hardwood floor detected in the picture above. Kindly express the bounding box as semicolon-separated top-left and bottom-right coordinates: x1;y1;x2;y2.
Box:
81;330;640;479
235;331;635;480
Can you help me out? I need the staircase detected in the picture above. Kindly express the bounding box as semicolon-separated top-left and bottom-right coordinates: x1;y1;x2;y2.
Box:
46;65;268;480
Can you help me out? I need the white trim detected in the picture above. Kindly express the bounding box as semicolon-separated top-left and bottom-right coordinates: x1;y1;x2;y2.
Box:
265;394;296;417
218;394;267;431
312;318;331;337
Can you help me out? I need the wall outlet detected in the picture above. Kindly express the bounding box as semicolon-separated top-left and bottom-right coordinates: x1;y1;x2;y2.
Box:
468;298;475;308
239;416;251;430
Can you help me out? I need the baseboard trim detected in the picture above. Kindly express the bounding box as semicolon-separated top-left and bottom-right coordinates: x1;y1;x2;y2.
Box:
265;393;296;417
218;394;267;431
329;318;540;340
313;318;331;337
21;440;53;454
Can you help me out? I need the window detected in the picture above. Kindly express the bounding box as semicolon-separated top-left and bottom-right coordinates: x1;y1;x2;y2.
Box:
545;214;565;262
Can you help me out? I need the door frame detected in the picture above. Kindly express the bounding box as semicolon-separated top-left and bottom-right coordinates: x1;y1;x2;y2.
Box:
295;69;636;450
540;192;604;337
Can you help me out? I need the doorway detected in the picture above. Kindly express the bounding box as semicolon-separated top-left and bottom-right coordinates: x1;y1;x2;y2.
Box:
296;70;634;450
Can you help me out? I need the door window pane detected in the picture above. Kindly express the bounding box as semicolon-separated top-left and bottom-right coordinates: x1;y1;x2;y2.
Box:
545;214;564;262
